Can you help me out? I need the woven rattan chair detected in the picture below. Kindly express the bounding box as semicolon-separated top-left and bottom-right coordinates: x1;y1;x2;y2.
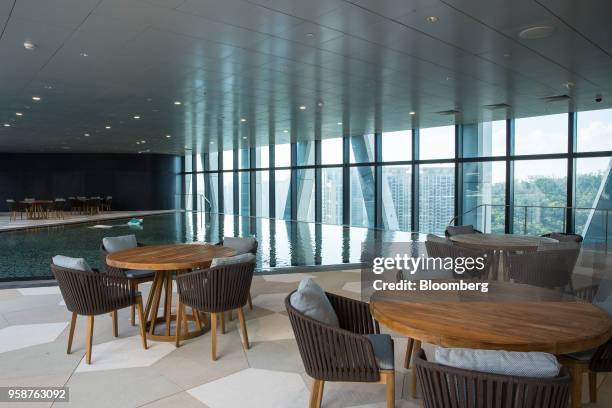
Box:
559;283;612;407
6;199;21;221
100;242;153;326
103;196;112;211
507;246;579;292
445;224;482;238
51;263;147;364
414;350;570;408
542;232;584;243
285;291;395;408
53;199;66;219
175;261;255;360
217;236;258;310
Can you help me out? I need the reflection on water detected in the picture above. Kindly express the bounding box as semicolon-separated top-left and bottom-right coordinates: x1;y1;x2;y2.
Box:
0;212;422;280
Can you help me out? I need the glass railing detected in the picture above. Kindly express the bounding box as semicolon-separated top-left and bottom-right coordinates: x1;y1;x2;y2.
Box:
174;194;211;212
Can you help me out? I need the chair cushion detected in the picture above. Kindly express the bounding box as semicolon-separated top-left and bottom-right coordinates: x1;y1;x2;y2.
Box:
366;334;395;370
223;236;257;255
125;269;154;279
210;253;256;267
102;235;137;253
445;225;476;237
290;278;339;327
435;347;561;378
566;348;596;361
52;255;94;273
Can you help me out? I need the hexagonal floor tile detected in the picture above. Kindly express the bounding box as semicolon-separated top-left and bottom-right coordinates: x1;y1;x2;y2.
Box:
0;322;68;353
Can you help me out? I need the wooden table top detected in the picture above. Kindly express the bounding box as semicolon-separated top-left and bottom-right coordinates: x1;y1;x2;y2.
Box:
106;243;235;270
370;282;612;354
449;233;557;251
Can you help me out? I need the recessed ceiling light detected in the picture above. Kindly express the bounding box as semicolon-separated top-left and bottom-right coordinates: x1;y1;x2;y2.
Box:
32;96;41;101
136;141;141;145
79;52;88;57
15;112;23;116
317;101;324;107
174;101;182;105
299;105;306;110
105;125;111;129
84;133;90;137
165;134;171;138
210;141;215;144
563;82;575;89
3;123;10;127
337;122;343;125
409;111;416;115
426;16;439;23
283;129;289;133
141;140;146;143
242;136;247;139
133;115;140;119
23;41;36;50
240;118;247;122
305;33;314;38
518;25;555;40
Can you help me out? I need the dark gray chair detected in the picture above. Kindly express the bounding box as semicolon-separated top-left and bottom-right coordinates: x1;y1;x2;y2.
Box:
445;224;482;237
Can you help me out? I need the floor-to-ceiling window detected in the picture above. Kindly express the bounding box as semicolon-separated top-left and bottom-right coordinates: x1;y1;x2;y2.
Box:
180;109;612;239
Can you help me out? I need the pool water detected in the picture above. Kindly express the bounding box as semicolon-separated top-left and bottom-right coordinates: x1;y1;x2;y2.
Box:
0;212;420;280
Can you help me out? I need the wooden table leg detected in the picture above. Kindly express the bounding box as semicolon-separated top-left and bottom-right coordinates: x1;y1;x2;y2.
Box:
411;340;422;399
148;274;163;335
164;273;172;336
144;273;160;320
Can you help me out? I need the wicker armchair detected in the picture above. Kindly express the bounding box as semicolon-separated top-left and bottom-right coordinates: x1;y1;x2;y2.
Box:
217;236;258;310
559;282;612;407
414;350;570;408
445;224;482;237
286;291;395;408
6;199;22;221
175;261;255;360
542;232;584;243
507;247;579;292
100;242;153;326
51;264;147;364
53;199;66;219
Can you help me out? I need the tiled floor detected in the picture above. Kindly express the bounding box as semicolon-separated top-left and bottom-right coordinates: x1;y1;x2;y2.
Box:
0;270;610;408
0;210;178;232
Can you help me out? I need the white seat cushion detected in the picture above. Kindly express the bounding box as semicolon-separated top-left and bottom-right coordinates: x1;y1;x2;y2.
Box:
103;235;137;253
210;253;255;267
52;255;94;273
290;278;339;327
223;236;257;255
435;347;561;378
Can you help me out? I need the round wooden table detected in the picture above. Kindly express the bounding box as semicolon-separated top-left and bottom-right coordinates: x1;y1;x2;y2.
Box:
107;243;235;342
20;200;53;219
370;281;612;397
449;233;557;280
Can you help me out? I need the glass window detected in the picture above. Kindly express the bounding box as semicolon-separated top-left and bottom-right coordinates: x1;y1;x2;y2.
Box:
255;170;269;217
239;171;250;216
515;113;568;155
275;169;291;219
296;141;314;166
419;125;455;160
577;109;612;152
462;161;505;233
205;173;219;212
350;166;375;227
382;130;411;162
184;154;193;172
256;145;269;168
296;168;315;221
322;167;343;224
513;159;567;235
196;173;205;210
223;150;234;170
239;148;250;169
462;121;506;158
381;165;411;231
575;157;611;238
350;134;375;163
196;154;204;172
275;143;291;167
223;172;234;214
184;174;193;211
208;151;218;171
322;137;343;165
419;163;455;234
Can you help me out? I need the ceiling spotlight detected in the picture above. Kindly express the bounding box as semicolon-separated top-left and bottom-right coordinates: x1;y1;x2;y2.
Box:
563;82;575;89
337;122;343;125
84;133;90;137
141;140;146;143
165;134;171;138
518;25;555;40
305;33;314;39
15;112;23;116
242;136;247;139
409;111;416;115
32;96;41;101
133;115;140;119
23;41;36;50
79;52;89;57
283;129;289;133
136;141;141;145
3;123;10;127
240;118;247;122
210;141;215;144
105;125;111;129
299;105;306;110
426;16;439;23
174;101;182;105
317;101;324;107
